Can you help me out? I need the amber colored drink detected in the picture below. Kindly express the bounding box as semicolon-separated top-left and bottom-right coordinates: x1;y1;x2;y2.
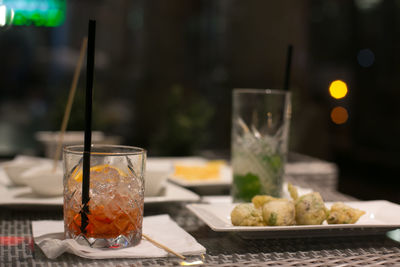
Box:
64;196;142;239
63;145;146;248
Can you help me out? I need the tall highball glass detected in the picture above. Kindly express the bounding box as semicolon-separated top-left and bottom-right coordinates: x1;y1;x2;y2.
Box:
231;89;291;202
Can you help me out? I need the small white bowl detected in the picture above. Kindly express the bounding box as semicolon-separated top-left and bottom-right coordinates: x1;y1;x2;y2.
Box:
2;156;50;186
20;163;63;197
35;131;106;158
145;160;173;197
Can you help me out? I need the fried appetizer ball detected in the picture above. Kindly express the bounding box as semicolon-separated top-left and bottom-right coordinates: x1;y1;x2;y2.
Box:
327;202;365;224
230;203;265;226
295;192;328;225
252;195;277;209
287;182;299;200
262;199;296;226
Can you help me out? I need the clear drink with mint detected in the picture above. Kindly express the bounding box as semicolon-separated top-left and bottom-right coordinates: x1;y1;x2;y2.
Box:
231;89;291;202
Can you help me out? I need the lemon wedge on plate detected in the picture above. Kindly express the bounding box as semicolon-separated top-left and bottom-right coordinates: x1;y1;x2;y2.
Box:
173;160;226;181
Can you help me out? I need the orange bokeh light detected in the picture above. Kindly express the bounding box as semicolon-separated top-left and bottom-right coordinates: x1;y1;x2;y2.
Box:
331;106;348;124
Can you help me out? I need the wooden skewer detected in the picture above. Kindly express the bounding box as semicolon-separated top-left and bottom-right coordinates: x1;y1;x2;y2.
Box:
52;37;88;172
237;117;250;133
142;233;186;260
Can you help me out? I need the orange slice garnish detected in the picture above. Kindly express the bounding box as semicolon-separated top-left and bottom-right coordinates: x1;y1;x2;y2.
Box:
73;164;127;182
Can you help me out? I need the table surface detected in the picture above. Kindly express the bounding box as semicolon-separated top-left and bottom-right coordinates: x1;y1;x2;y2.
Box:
0;160;399;266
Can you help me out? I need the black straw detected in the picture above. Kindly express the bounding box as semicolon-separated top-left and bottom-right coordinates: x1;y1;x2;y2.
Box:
81;19;96;234
283;44;293;91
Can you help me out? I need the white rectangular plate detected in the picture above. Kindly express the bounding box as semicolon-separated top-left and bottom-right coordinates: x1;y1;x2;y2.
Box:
187;201;400;238
169;167;232;187
0;182;199;208
145;182;200;204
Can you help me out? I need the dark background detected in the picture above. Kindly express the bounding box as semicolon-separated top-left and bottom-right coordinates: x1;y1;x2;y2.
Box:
0;0;398;203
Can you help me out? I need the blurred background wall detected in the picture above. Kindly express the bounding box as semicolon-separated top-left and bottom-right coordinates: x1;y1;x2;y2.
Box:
0;0;398;202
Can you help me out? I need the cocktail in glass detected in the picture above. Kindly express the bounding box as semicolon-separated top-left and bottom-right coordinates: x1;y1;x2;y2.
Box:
63;144;146;248
231;89;291;202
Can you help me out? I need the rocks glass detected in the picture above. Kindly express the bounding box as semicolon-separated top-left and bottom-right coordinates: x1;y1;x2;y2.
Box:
63;144;146;248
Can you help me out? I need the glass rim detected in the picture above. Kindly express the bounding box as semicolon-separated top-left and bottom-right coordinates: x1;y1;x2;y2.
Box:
63;144;146;156
233;88;290;95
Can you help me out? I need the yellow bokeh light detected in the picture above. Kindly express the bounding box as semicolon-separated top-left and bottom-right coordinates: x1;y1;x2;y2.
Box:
329;80;348;99
331;106;348;124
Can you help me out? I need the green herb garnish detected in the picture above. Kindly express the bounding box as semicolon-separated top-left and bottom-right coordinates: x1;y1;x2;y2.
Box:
233;172;262;202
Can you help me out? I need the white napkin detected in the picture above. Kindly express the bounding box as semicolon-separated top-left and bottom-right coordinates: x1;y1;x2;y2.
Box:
32;214;206;259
